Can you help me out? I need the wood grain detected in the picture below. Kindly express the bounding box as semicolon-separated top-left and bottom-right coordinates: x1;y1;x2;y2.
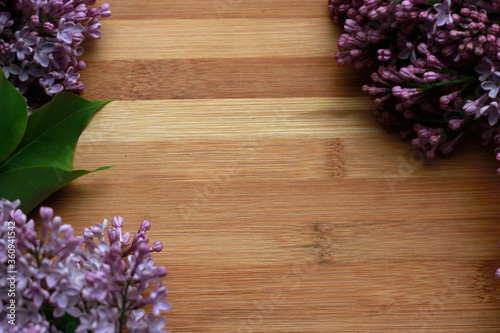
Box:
88;19;338;60
80;58;366;100
40;0;500;331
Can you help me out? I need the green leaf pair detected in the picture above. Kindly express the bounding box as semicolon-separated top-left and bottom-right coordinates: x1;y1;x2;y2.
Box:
0;71;111;213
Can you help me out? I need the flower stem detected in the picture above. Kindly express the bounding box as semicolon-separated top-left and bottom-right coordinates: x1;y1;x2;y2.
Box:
415;75;477;90
118;281;130;333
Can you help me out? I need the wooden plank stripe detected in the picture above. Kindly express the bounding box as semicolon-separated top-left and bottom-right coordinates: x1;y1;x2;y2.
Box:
79;98;377;142
107;0;330;19
80;58;366;100
88;19;339;60
71;139;500;181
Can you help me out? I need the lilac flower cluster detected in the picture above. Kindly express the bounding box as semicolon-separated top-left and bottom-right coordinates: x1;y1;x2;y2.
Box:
329;0;500;170
0;0;110;112
0;199;170;333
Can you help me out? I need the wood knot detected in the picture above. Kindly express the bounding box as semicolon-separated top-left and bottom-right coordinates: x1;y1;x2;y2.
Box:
313;221;335;264
324;138;346;178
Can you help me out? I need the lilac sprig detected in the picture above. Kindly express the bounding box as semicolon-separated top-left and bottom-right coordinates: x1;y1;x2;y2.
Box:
0;199;169;333
329;0;500;172
0;0;110;112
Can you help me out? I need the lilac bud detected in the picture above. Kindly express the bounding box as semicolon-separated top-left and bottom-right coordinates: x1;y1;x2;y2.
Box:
419;10;430;20
440;142;453;154
151;241;163;252
454;97;464;107
140;220;151;231
355;31;367;42
411;138;422;147
442;46;455;57
350;49;364;57
403;109;417;119
39;206;54;222
463;100;478;115
401;89;418;100
392;86;403;97
75;4;87;12
440;92;458;105
137;242;151;254
75;60;86;70
494;134;500;145
368;87;388;95
449;30;464;40
490;24;500;34
401;0;412;11
435;31;449;44
122;232;131;245
112;216;124;228
30;15;39;26
417;43;429;55
25;229;38;245
109;243;122;258
156;266;168;277
429;135;442;145
417;129;431;139
11;209;26;224
399;67;414;80
448;119;463;131
451;13;461;22
426;55;440;66
475;45;484;56
336;55;347;67
108;228;120;244
43;21;55;33
479;13;488;23
423;71;439;82
377;48;391;61
414;58;427;68
374;96;389;105
344;19;359;34
88;7;99;16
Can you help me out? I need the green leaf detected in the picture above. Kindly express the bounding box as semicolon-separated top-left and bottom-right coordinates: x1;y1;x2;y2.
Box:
0;70;28;163
42;306;80;333
0;93;110;172
0;165;112;213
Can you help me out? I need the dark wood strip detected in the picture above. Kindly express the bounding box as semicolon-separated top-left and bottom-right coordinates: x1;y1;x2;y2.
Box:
80;58;367;100
107;0;330;19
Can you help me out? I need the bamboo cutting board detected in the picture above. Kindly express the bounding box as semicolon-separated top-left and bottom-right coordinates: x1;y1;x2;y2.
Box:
41;0;500;331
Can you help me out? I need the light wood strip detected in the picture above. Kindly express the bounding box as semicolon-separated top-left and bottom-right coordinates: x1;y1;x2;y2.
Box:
88;19;339;60
79;98;378;142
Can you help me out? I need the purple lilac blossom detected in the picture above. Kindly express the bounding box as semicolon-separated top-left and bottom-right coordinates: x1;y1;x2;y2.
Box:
0;0;110;113
0;199;169;333
329;0;500;173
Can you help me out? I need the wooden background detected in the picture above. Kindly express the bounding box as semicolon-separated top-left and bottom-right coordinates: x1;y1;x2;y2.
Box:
42;0;500;331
